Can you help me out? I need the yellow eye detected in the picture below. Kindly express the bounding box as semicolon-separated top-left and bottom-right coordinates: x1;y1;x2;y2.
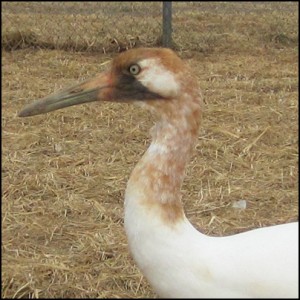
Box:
129;64;141;75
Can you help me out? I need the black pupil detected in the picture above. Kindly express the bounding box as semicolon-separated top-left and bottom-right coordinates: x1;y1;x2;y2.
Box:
131;66;138;74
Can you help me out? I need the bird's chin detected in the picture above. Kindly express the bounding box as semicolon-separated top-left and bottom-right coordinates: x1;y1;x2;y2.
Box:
133;99;163;115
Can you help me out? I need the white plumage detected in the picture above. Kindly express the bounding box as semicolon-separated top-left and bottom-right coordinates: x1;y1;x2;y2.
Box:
125;209;298;297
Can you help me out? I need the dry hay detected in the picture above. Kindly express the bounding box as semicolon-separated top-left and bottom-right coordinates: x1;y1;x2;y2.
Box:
2;2;298;53
2;3;161;53
2;3;298;299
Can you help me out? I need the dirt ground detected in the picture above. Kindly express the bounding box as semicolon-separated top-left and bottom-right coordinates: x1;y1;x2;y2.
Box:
2;2;298;298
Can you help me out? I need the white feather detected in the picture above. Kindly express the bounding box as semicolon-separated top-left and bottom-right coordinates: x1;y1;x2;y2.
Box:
138;59;180;98
125;191;298;298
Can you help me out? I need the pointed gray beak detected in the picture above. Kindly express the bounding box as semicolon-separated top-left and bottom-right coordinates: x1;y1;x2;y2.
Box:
18;72;113;117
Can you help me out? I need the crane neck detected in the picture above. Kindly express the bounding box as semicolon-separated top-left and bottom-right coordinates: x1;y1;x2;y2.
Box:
125;99;201;225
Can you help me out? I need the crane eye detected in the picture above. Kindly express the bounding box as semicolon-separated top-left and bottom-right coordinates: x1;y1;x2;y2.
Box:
129;64;141;75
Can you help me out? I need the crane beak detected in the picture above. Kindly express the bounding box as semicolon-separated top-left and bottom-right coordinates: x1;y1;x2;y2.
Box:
18;72;113;117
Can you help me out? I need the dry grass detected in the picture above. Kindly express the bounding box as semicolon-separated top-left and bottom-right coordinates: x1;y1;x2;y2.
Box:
2;2;298;298
2;2;298;53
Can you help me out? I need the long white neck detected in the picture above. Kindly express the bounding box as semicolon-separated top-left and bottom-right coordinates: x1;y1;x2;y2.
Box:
124;98;201;231
123;100;202;294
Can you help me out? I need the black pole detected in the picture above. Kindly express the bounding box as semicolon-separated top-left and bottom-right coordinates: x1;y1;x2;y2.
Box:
162;2;172;48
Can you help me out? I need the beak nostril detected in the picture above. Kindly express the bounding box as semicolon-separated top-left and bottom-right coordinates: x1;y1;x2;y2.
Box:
70;87;83;94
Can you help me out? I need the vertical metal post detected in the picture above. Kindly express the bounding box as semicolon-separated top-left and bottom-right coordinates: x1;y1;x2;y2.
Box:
162;2;172;48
